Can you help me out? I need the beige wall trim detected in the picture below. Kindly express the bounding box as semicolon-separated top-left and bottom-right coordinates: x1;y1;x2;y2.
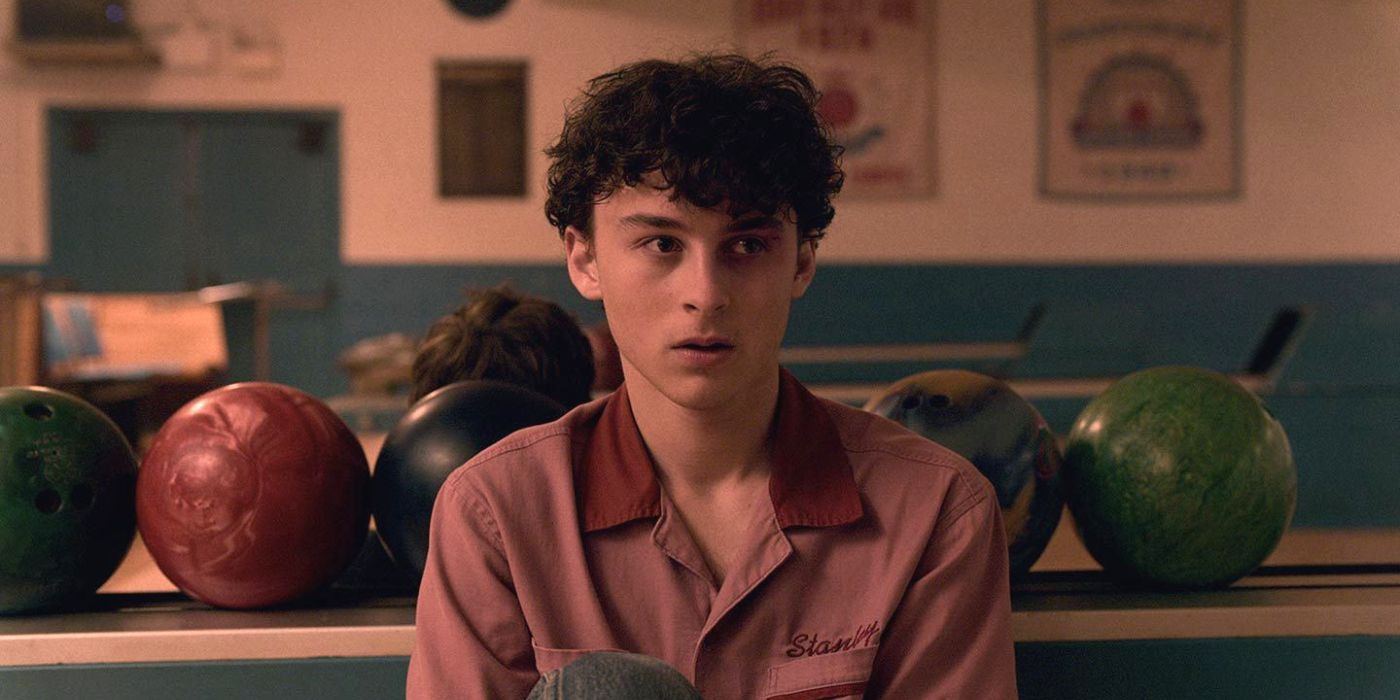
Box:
0;624;416;667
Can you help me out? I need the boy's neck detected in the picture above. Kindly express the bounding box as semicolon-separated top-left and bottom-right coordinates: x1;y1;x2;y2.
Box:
625;370;781;493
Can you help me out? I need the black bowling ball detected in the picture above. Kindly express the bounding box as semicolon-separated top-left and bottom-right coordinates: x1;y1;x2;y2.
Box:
373;380;565;580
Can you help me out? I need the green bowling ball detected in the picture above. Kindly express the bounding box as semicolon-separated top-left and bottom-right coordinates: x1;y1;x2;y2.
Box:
1063;366;1296;588
0;387;138;614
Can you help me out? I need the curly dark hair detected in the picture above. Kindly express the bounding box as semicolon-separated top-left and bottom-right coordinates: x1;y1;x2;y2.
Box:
545;53;844;242
410;285;595;407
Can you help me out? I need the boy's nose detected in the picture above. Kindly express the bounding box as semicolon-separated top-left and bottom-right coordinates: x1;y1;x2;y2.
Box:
680;258;730;315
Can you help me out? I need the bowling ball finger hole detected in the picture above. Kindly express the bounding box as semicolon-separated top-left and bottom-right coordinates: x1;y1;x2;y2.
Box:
70;484;94;510
34;489;62;514
24;402;54;421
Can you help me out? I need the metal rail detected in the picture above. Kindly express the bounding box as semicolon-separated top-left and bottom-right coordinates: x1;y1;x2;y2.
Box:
801;305;1311;404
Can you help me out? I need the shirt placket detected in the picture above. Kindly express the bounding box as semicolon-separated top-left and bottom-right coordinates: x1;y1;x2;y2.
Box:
651;495;796;695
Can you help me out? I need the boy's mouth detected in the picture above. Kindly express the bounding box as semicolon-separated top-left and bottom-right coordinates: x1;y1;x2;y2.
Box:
674;336;734;351
671;336;738;369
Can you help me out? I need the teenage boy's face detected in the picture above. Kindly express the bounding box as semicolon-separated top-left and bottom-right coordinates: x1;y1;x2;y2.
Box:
565;178;816;412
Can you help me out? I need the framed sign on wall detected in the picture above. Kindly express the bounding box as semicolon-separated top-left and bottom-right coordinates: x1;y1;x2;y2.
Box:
1038;0;1242;200
438;61;527;198
738;0;937;198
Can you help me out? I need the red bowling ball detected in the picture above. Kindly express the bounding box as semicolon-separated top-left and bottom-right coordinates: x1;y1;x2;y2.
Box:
137;383;370;609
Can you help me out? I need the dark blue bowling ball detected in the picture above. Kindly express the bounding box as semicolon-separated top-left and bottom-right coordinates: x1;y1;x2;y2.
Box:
866;370;1063;576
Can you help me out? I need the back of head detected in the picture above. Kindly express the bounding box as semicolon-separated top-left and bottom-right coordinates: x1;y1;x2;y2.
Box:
410;286;595;407
545;53;844;242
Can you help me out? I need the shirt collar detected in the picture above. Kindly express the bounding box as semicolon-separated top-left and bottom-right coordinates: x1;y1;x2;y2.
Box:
577;368;864;533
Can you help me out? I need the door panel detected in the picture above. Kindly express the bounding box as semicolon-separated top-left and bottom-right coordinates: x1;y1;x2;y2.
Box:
46;109;344;397
48;111;192;292
197;113;342;395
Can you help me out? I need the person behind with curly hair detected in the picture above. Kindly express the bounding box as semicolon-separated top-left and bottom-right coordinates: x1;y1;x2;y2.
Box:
410;53;1016;699
409;284;595;407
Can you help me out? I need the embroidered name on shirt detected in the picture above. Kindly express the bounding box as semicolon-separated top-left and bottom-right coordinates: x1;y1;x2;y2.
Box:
785;621;882;658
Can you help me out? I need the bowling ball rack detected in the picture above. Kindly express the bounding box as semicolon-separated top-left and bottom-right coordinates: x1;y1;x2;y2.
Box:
786;305;1309;405
3;567;1399;667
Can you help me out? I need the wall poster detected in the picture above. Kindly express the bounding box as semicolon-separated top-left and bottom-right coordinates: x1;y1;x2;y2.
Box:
1039;0;1241;199
738;0;936;198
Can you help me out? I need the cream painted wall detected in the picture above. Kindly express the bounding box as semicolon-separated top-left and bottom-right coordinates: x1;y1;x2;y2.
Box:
0;0;1397;265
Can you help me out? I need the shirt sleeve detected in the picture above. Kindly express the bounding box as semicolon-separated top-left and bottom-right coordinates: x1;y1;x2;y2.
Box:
406;476;539;699
866;484;1018;699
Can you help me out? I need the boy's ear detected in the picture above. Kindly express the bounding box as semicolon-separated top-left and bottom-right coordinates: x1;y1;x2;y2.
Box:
791;239;817;300
565;227;603;301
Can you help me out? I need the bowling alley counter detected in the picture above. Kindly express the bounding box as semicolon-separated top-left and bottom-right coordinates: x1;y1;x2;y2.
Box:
5;567;1400;698
4;570;1400;662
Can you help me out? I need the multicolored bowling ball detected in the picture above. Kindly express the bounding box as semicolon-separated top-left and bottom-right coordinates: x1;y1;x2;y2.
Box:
137;383;370;609
1063;366;1297;588
373;380;565;579
1;387;138;614
866;370;1063;576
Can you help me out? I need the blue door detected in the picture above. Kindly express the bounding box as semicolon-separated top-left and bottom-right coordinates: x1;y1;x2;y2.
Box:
47;109;344;396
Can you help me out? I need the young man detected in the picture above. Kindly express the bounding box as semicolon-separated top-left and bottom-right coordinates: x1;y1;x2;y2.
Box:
408;54;1016;698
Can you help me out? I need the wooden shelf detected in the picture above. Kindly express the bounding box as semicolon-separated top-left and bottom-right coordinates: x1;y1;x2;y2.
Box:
1013;570;1400;642
0;594;415;667
5;569;1400;667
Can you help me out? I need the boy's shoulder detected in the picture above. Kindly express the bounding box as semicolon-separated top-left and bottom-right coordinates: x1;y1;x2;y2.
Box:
438;398;603;505
818;394;995;512
434;387;996;528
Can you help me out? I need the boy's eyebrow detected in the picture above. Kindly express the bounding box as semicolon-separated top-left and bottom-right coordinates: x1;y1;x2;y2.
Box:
615;213;782;232
618;214;686;230
727;215;782;232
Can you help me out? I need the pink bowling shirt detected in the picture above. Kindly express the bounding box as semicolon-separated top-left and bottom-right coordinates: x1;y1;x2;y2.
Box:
407;370;1016;699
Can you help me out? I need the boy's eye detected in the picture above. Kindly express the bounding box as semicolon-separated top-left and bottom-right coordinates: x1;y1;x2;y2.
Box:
644;237;681;253
728;237;770;256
